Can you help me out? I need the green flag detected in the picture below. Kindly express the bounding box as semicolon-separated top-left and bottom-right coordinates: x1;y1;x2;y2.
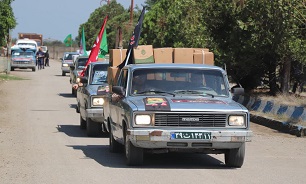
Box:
80;27;87;56
64;34;72;47
98;29;108;58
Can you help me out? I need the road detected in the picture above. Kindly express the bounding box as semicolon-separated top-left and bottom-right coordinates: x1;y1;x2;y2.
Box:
0;59;306;184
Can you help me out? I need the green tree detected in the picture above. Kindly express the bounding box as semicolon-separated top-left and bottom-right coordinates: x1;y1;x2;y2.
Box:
203;0;305;95
0;0;16;47
77;0;142;51
142;0;208;48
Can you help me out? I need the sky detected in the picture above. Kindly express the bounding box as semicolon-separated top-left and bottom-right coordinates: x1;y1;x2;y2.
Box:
11;0;146;41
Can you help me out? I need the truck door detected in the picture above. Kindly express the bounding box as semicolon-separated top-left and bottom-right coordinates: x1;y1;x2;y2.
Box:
111;69;128;138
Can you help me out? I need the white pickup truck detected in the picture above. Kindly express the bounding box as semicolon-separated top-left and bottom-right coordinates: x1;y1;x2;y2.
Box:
103;63;252;167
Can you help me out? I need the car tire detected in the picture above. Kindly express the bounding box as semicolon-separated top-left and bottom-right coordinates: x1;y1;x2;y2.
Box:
224;143;245;168
11;67;14;71
32;67;36;72
62;71;65;76
80;114;86;129
86;118;101;137
124;126;143;166
109;126;123;153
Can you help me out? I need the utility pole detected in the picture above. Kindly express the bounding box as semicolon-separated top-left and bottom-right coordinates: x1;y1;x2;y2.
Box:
130;0;134;25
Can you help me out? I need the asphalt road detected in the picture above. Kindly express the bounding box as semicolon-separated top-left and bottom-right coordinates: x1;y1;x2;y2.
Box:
0;59;306;184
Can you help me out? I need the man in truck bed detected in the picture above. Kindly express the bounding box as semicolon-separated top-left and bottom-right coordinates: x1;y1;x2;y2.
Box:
103;64;252;167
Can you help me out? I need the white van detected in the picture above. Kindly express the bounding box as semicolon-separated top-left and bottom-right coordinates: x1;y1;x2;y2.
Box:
11;38;38;52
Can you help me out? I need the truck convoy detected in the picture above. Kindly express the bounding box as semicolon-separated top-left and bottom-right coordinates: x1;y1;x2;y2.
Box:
100;46;252;167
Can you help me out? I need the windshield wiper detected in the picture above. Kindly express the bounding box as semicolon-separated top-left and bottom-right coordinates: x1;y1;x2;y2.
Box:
174;90;215;98
137;90;175;97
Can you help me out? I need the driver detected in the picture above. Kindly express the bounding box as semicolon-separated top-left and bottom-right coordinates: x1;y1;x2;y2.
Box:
188;73;205;89
131;73;148;94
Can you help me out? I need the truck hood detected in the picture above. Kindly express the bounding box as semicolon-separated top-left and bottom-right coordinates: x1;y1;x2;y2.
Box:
86;83;108;95
128;96;246;112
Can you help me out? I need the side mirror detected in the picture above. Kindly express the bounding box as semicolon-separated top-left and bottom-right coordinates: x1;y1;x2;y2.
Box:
112;86;125;96
231;87;244;95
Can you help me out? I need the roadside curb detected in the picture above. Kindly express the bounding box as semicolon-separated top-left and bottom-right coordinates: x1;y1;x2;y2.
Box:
233;95;306;137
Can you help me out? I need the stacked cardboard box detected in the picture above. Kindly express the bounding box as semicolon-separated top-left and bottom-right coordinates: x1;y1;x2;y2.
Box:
133;45;155;64
107;46;215;89
109;49;127;67
153;48;173;64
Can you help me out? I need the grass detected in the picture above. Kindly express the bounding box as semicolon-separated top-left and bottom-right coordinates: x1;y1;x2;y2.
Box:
0;73;24;81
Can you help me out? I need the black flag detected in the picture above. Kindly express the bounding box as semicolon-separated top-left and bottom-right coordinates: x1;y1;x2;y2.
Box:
117;6;146;69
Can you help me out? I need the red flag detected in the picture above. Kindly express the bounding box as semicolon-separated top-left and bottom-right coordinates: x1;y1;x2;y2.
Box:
80;16;108;76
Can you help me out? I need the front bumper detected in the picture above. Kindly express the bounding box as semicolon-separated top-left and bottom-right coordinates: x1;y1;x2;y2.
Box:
127;129;252;149
61;66;70;73
11;63;35;68
86;108;104;123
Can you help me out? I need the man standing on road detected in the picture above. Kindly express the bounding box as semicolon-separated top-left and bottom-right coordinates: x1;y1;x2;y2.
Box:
36;48;45;70
44;50;50;67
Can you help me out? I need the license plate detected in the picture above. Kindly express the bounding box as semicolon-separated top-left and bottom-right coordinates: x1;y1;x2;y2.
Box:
171;132;211;140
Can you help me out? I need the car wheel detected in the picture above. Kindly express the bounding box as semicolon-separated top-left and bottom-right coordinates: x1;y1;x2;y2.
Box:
32;67;36;72
11;67;14;71
62;71;65;76
86;118;101;137
109;126;123;153
224;143;245;168
124;126;143;166
80;114;86;129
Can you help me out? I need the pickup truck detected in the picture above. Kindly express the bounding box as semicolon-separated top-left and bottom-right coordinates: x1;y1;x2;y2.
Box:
77;61;109;137
103;63;252;167
10;46;36;72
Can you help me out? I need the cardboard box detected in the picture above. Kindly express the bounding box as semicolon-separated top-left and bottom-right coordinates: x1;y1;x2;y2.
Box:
153;48;173;63
173;48;194;64
133;45;154;64
110;49;127;67
107;66;120;87
193;52;214;65
193;48;209;53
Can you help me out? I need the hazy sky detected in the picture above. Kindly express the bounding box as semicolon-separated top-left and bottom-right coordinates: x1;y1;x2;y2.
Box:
11;0;145;40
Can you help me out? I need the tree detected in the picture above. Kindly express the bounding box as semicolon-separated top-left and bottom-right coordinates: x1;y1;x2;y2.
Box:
142;0;208;48
77;0;142;51
0;0;16;48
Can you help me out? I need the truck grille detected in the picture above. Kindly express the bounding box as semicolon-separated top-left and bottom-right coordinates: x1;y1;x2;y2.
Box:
154;113;227;127
13;61;32;65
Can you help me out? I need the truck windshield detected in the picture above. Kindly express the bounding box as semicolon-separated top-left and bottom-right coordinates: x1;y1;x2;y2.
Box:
12;51;34;58
91;64;108;85
131;68;229;97
77;58;88;69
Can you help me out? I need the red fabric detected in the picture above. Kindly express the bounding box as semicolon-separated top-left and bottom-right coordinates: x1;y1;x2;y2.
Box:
80;16;108;76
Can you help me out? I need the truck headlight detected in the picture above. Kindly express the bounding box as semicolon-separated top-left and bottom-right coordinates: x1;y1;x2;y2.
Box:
62;63;68;67
228;115;245;126
92;97;104;106
135;115;151;125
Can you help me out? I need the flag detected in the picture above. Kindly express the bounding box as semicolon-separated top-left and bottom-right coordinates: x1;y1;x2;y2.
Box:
117;6;146;69
98;29;108;58
80;16;108;77
63;34;72;47
80;27;88;56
